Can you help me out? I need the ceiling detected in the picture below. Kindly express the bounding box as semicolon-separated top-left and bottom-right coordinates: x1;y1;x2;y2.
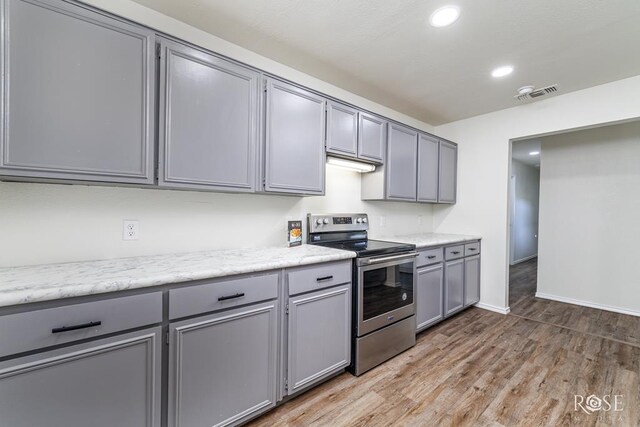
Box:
512;139;541;167
131;0;640;125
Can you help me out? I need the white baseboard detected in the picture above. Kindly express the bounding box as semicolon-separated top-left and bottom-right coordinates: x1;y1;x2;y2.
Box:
510;254;537;266
535;292;640;318
475;302;510;315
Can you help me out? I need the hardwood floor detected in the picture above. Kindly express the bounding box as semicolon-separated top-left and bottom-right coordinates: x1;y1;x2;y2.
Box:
510;258;640;347
248;261;640;426
249;305;640;426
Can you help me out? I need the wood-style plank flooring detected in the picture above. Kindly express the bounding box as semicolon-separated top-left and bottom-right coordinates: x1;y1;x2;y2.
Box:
248;264;640;427
510;258;640;347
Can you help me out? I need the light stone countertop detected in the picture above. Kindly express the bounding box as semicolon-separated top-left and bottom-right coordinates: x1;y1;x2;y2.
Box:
0;245;356;308
377;232;481;249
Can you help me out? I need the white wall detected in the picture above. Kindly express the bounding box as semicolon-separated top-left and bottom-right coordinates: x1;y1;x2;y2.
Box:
510;160;539;264
433;75;640;312
537;121;640;315
0;167;434;267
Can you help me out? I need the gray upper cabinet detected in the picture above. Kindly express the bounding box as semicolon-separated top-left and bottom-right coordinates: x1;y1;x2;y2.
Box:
417;134;439;202
158;38;259;192
0;0;155;184
416;264;444;332
168;301;278;427
264;78;326;195
0;327;162;427
386;123;418;201
358;112;386;163
326;101;358;157
438;140;458;203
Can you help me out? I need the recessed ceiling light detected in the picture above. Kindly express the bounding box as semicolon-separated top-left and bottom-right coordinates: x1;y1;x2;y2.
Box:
429;6;460;27
491;66;514;78
529;151;540;156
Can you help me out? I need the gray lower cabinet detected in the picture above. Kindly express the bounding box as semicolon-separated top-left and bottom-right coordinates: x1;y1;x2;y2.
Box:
158;38;260;192
464;254;481;306
358;112;386;163
444;258;465;316
417;134;439;203
286;283;351;394
0;327;162;427
326;101;358;157
0;0;155;184
416;264;444;332
438;140;458;203
386;123;418;201
168;301;278;427
264;78;326;195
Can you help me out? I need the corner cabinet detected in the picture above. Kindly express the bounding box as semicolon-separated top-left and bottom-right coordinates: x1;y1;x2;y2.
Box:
264;78;326;195
0;0;155;184
417;134;439;203
157;38;260;192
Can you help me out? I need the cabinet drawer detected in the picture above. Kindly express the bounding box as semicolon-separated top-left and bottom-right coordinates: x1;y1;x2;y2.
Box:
287;261;351;296
465;242;481;256
169;273;279;320
0;292;162;358
444;245;465;260
417;248;443;267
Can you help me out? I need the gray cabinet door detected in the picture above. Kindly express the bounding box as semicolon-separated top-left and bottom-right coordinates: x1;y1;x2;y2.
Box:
417;134;439;203
0;327;161;427
287;284;350;394
264;78;325;195
416;264;444;332
444;258;464;316
357;112;386;163
438;140;458;203
168;301;278;427
386;123;418;201
158;39;259;192
326;101;358;157
0;0;155;184
464;254;481;306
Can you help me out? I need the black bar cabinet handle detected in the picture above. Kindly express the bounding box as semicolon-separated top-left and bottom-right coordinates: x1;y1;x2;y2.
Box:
316;275;333;282
469;248;477;251
452;251;461;255
427;255;436;259
52;321;102;334
218;293;245;302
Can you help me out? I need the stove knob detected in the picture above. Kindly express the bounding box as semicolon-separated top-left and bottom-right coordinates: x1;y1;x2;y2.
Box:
356;218;362;223
362;217;368;223
323;218;329;224
316;218;323;226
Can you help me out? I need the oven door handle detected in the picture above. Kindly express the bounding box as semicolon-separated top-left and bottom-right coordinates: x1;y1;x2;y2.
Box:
363;252;419;265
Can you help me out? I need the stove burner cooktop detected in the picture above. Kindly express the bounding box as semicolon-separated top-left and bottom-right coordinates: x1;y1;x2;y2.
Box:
317;239;415;258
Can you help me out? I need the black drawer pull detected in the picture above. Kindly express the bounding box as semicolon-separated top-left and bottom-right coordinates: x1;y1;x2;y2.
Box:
52;321;102;334
468;248;477;251
218;293;245;302
427;255;437;259
316;275;334;282
451;251;461;255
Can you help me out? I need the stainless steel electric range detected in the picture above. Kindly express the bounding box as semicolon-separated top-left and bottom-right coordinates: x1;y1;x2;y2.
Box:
307;213;418;376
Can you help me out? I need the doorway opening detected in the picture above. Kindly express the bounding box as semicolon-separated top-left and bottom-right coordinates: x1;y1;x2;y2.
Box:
508;139;540;311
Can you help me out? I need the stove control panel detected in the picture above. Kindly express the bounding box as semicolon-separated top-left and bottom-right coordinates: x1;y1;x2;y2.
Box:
307;213;369;233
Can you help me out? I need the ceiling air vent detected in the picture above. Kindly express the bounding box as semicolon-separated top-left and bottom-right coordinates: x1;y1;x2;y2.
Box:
515;84;559;102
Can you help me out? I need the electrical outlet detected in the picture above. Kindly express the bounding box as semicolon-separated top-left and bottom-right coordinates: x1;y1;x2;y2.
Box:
123;220;139;241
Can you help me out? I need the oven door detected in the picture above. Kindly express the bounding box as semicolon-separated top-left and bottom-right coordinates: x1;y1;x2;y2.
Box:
356;252;418;336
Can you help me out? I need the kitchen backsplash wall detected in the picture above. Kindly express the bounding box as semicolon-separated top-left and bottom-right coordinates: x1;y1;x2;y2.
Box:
0;166;434;267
